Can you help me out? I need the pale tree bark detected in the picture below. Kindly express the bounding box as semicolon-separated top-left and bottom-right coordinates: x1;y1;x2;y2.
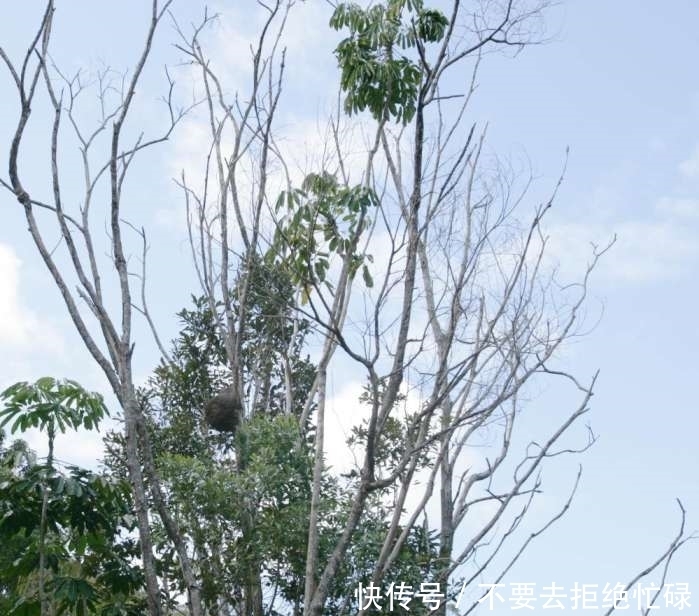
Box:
2;2;691;615
174;3;295;614
300;2;557;612
0;2;203;615
292;2;691;614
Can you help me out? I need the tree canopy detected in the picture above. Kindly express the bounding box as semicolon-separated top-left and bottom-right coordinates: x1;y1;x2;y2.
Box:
0;1;692;615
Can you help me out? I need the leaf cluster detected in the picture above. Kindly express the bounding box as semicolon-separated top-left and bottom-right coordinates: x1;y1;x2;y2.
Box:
0;378;109;436
330;0;448;123
269;171;377;303
0;439;144;615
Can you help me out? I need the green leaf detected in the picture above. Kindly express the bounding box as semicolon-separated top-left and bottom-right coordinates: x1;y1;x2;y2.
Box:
362;264;374;288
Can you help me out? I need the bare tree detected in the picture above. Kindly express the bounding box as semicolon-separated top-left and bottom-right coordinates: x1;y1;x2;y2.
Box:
0;2;203;615
1;1;691;616
173;2;693;615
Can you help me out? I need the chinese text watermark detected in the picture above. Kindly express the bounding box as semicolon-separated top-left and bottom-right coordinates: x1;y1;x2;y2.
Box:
354;581;691;611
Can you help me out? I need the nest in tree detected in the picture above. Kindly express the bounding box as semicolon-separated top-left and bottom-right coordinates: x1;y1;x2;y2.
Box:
204;387;242;433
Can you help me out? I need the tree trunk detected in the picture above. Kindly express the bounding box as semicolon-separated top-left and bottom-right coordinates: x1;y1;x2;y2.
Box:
123;394;163;616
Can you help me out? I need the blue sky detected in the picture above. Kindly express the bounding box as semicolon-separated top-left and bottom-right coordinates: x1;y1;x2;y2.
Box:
0;1;697;612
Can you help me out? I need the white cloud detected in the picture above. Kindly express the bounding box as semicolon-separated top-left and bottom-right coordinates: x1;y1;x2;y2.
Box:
325;375;427;474
164;2;344;196
678;145;699;179
602;220;699;282
0;244;109;470
325;379;366;473
544;217;699;284
655;196;699;219
0;243;64;351
209;1;337;90
542;144;699;285
14;421;115;472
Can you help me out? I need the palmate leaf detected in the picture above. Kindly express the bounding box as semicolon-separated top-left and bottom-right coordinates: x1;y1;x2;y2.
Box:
331;0;448;124
0;378;109;436
267;172;378;301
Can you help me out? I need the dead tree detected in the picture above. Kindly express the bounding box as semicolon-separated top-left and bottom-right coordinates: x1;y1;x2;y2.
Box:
0;2;202;615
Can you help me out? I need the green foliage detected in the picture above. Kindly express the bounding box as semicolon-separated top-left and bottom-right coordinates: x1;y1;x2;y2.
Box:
0;400;144;616
154;413;315;608
332;516;440;615
351;381;436;476
145;260;316;437
0;378;108;436
268;171;377;303
96;244;441;615
117;285;440;614
144;295;227;459
237;256;317;418
100;274;318;612
330;0;448;123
